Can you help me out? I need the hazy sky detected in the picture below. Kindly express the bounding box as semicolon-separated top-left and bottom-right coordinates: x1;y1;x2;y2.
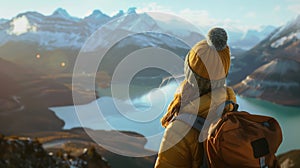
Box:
1;0;300;31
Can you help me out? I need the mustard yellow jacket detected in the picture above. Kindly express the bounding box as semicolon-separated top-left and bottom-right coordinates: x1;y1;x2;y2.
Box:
155;87;236;168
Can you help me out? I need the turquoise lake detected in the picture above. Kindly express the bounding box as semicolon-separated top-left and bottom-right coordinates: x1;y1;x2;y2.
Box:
52;82;300;155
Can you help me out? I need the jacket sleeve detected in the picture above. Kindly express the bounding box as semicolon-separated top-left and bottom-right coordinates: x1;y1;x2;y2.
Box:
155;120;202;168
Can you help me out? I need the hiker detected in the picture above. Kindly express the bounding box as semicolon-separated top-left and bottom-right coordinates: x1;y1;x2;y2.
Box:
155;27;237;167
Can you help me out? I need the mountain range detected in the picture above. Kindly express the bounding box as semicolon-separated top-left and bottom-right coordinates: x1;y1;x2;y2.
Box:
0;8;205;75
0;8;299;106
228;25;276;50
0;8;203;50
0;8;274;51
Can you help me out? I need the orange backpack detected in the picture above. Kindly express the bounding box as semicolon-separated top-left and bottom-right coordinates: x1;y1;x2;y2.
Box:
175;101;283;168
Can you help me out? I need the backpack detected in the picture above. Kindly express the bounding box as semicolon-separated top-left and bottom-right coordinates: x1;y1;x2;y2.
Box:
175;101;283;168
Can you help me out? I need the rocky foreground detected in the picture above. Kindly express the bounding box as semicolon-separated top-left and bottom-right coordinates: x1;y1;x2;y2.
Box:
278;150;300;168
1;132;299;168
0;128;157;168
0;134;110;168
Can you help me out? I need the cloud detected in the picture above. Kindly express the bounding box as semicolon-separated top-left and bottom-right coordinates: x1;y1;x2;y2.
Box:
137;2;172;13
245;12;256;18
179;9;217;28
288;5;300;14
274;5;281;12
143;7;220;32
137;4;217;31
138;4;259;31
178;9;257;32
8;15;37;36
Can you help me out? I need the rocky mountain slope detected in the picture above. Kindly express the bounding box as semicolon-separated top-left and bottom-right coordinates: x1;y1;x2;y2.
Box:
230;15;300;85
0;57;102;135
0;8;277;75
234;58;300;105
0;8;204;75
230;15;300;106
228;25;276;50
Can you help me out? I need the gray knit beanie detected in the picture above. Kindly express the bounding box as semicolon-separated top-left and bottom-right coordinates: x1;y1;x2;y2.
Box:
207;27;228;51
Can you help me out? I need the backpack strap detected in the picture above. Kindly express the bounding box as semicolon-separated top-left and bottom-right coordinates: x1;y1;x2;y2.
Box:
174;100;238;168
174;101;238;132
218;100;239;114
175;113;205;132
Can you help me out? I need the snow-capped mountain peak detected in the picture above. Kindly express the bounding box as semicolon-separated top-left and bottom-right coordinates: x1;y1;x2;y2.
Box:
52;8;69;17
127;7;137;15
111;7;137;18
50;8;80;21
96;11;161;36
90;10;106;18
112;10;125;18
84;10;110;21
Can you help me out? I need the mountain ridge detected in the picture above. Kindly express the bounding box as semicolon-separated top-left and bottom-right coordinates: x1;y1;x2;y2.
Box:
0;7;276;50
231;14;300;106
0;7;204;75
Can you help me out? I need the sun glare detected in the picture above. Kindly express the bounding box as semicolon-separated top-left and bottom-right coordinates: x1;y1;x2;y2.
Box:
60;62;66;67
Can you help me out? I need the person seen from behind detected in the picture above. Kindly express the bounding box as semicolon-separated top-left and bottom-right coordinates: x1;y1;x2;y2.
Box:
155;27;237;168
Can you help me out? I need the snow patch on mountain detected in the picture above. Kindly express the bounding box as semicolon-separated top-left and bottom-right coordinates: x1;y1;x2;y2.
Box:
0;8;109;49
115;32;189;50
271;31;300;48
7;15;37;36
36;31;84;48
270;15;300;41
108;13;159;33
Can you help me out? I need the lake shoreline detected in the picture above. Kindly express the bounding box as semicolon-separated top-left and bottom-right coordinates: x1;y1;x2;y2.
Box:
236;94;300;108
52;81;300;155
